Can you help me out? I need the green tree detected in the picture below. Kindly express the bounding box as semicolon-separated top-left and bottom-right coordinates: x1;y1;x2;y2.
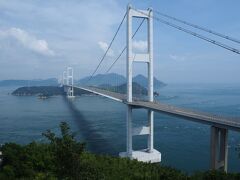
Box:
1;122;240;179
0;142;55;179
43;122;85;179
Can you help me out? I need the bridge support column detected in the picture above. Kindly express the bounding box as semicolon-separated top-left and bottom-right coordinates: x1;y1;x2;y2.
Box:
120;105;161;163
126;105;133;156
147;4;154;153
148;110;154;152
210;126;228;172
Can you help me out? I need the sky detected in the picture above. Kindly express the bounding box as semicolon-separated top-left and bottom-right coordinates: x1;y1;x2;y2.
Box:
0;0;239;83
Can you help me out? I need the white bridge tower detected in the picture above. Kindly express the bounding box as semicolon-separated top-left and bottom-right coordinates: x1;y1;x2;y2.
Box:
62;67;74;98
119;5;161;163
66;67;74;98
62;70;67;87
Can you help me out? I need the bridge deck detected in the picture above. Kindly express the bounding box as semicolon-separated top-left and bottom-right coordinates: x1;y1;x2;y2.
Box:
72;86;240;132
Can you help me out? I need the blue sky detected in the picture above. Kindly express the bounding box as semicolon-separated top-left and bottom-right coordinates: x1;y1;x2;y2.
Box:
0;0;239;83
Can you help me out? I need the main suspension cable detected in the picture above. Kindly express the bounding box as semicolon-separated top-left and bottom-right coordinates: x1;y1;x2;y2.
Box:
133;8;240;55
106;18;146;73
86;12;127;84
154;10;240;44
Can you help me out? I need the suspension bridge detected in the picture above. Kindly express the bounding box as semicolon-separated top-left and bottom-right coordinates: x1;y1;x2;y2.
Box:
62;5;240;172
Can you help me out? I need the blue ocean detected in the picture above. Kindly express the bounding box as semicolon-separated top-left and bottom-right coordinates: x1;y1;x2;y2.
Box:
0;84;239;173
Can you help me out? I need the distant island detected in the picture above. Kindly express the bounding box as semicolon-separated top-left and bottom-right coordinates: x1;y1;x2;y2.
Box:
100;82;148;96
11;73;166;97
12;86;64;96
12;83;150;97
12;86;91;97
77;73;166;90
100;83;161;97
2;74;166;89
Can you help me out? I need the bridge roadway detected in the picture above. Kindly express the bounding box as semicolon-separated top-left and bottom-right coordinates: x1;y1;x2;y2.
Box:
74;86;240;132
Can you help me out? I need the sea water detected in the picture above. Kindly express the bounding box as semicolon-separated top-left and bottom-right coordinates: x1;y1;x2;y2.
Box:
0;84;239;173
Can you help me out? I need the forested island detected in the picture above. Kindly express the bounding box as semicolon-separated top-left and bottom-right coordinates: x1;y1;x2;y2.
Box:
0;122;239;179
11;86;91;97
11;82;157;98
12;86;64;96
8;74;165;97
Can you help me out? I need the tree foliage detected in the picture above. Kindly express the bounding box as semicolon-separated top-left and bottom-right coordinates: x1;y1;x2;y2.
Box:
0;122;239;179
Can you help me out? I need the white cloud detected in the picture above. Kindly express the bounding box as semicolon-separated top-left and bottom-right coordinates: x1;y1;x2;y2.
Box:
169;54;186;62
0;0;122;79
0;28;54;56
132;40;147;52
98;41;114;57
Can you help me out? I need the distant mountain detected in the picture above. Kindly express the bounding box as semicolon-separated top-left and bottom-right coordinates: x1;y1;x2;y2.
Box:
77;73;126;86
133;74;166;89
11;82;153;97
99;82;148;96
0;78;58;87
78;73;166;89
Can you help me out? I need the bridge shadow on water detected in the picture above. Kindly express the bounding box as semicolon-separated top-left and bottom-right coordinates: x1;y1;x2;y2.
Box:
63;97;116;155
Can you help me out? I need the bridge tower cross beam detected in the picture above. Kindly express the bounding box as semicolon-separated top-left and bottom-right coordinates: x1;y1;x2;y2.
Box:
120;5;161;163
210;126;228;172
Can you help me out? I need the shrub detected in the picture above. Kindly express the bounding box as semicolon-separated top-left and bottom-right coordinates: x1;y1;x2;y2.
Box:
0;122;239;179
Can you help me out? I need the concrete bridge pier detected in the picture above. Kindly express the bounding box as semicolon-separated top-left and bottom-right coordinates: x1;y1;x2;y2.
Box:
120;104;161;163
126;105;133;156
210;126;228;172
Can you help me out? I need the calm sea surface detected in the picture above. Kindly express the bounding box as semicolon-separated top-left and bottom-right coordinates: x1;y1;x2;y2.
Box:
0;84;240;173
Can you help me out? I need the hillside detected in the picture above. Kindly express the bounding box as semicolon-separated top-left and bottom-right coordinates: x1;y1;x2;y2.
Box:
12;86;91;96
77;73;126;86
11;80;158;97
12;86;64;96
77;73;166;89
0;122;239;179
99;82;148;95
133;74;166;89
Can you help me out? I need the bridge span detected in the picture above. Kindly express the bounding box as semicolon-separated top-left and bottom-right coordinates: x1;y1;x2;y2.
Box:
74;86;240;132
64;85;240;171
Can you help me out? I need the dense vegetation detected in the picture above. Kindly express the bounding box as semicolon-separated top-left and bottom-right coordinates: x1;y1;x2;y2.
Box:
11;83;150;97
133;74;167;89
12;86;91;96
0;122;239;179
12;86;65;96
99;82;148;96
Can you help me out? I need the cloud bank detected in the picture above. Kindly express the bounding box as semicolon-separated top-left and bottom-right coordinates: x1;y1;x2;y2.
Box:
133;40;147;52
0;28;54;56
98;41;114;57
